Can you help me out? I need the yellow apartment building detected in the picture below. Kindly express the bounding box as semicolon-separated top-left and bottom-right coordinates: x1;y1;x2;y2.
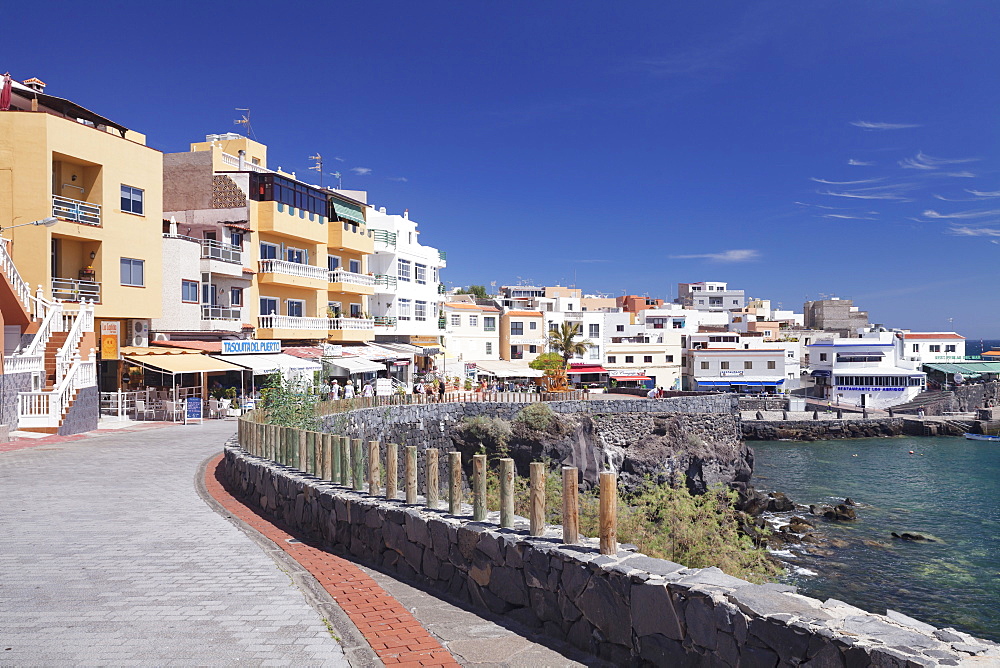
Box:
0;77;163;392
164;133;374;344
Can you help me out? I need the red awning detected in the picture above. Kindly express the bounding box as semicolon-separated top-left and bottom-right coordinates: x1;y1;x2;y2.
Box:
611;375;651;381
567;365;608;374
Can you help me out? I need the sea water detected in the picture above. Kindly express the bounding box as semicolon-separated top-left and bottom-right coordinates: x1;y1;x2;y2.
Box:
752;436;1000;642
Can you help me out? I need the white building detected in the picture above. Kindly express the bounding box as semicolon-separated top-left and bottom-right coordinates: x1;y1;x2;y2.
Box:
807;331;925;408
900;332;966;365
439;301;501;377
683;332;792;393
676;281;745;312
365;207;446;342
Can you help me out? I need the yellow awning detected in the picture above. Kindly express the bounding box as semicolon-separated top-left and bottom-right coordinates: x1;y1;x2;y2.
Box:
123;353;244;375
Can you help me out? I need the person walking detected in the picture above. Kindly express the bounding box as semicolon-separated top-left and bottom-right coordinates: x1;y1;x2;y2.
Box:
330;379;341;401
344;380;355;400
438;379;446;402
362;382;374;398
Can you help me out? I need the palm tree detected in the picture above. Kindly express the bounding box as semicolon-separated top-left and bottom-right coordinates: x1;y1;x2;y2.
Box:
547;322;592;365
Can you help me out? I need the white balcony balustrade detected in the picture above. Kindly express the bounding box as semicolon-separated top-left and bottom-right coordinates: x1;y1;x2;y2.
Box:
258;314;330;330
51;278;101;303
258;259;327;281
200;239;242;264
201;306;242;321
328;269;375;287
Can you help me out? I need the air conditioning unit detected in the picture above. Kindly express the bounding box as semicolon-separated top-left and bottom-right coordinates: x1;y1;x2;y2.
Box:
128;319;150;347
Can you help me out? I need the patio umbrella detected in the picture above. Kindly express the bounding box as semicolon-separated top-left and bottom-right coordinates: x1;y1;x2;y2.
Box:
0;73;12;111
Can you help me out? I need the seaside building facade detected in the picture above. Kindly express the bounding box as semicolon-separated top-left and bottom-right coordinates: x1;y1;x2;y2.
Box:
807;331;926;408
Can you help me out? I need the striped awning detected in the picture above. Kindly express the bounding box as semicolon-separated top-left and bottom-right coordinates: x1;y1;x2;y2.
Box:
331;198;366;225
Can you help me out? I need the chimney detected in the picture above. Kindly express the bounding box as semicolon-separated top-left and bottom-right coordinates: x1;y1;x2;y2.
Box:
403;208;409;219
22;77;46;93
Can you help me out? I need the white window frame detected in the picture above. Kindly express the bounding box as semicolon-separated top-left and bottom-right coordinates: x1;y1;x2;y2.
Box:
121;184;144;215
120;258;144;287
469;315;478;327
415;300;427;321
398;298;412;321
398;259;411;282
415;263;427;285
260;297;278;315
349;258;361;274
450;314;461;327
260;242;279;260
286;299;304;317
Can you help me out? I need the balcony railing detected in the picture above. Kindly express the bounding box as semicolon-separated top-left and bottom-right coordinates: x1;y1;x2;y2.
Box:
374;274;398;290
439;250;447;261
258;259;327;281
52;195;100;226
373;316;398;327
220;152;273;173
201;306;242;321
372;229;397;247
258;314;330;330
328;269;375;287
51;277;100;302
201;239;242;264
330;317;375;331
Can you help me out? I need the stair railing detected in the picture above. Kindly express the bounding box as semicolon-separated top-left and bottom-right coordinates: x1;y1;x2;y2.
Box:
17;348;96;429
54;301;95;385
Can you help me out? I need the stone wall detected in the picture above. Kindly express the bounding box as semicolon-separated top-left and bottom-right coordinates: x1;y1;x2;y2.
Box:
951;382;1000;412
58;386;99;436
743;418;903;441
222;444;997;666
0;371;32;432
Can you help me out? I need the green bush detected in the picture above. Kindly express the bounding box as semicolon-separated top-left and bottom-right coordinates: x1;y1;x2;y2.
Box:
514;402;558;433
258;375;320;430
456;416;512;455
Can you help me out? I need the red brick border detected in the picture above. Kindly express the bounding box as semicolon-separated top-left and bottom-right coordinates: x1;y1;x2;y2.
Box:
204;454;460;667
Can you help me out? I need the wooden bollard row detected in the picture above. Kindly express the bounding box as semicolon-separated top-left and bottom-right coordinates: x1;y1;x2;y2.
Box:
237;424;616;554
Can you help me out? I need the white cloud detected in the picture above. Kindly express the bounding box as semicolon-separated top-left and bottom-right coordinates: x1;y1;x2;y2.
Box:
922;208;1000;220
810;177;883;185
948;226;1000;237
387;176;408;182
822;213;878;220
350;167;372;176
933;194;985;202
899;151;979;170
334;156;345;162
848;159;875;166
946;171;977;178
819;189;908;201
668;249;760;262
967;189;1000;198
850;120;921;130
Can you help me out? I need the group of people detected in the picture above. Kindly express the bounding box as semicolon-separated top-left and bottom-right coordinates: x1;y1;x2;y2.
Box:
646;386;667;399
412;380;447;400
321;378;374;401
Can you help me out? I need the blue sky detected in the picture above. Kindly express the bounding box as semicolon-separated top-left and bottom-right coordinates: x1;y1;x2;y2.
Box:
6;2;1000;336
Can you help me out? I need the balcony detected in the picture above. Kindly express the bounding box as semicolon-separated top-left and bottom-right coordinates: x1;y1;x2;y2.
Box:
374;274;398;291
328;269;374;287
200;239;242;264
52;277;100;302
439;250;447;262
52;195;100;226
220;152;273;174
201;306;242;321
374;316;398;328
330;317;375;331
258;314;330;331
258;259;328;288
372;229;396;248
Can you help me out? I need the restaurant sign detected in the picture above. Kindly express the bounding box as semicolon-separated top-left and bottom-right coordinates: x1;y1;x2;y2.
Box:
221;339;280;355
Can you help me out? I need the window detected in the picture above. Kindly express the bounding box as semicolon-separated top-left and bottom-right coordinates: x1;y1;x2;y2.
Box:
415;263;427;285
945;344;956;353
486;342;493;355
529;321;537;330
398;298;412;321
260;297;278;315
607;356;617;363
700;361;709;370
398;259;411;282
733;300;739;305
415;301;427;321
121;185;144;215
484;317;496;332
450;314;461;326
589;346;600;360
286;247;305;264
248;172;328;218
625;355;634;363
511;322;524;336
230;231;244;247
643;355;653;363
529;345;537;353
328;301;342;316
286;300;304;317
260;243;278;260
349;259;361;274
912;344;919;352
665;355;674;363
767;360;776;370
673;320;684;329
929;345;941;352
721;361;730;369
819;353;828;362
181;280;198;303
469;315;478;327
616;325;625;332
350;303;362;318
589;324;600;338
744;361;753;370
120;258;144;287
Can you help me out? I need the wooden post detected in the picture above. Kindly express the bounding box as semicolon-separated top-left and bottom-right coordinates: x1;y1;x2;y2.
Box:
426;448;439;509
500;458;515;528
306;431;316;475
321;434;332;480
293;429;304;470
529;462;545;536
368;440;379;494
405;446;417;504
386;442;399;500
562;466;579;544
341;436;351;486
448;452;461;514
332;435;342;483
352;438;363;490
599;471;617;555
472;454;487;521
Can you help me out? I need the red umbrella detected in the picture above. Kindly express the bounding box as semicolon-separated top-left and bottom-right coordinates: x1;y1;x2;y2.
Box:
0;73;11;111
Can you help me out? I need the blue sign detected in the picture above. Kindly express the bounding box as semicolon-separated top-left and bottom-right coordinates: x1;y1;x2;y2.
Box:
186;397;203;420
221;339;281;355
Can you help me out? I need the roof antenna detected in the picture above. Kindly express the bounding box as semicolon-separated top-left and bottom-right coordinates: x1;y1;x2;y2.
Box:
235;108;256;139
309;153;323;188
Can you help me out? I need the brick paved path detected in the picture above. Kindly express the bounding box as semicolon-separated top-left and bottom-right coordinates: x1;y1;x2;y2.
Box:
0;419;349;666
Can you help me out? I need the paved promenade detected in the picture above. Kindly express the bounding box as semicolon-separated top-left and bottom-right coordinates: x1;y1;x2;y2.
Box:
0;419;349;666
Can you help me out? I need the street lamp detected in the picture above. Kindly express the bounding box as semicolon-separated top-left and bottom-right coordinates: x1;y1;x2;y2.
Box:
1;217;58;235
